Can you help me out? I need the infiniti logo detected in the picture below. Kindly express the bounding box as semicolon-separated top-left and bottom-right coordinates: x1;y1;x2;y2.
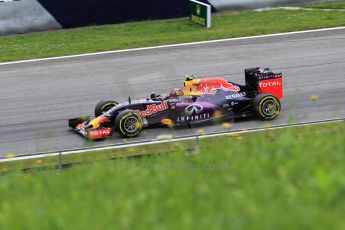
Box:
185;104;203;115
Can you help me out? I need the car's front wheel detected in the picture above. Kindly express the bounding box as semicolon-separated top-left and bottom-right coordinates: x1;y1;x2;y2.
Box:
253;94;281;120
115;110;143;138
95;100;118;117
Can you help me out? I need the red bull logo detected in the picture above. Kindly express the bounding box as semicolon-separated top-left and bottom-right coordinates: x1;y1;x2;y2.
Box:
136;101;168;117
194;78;240;95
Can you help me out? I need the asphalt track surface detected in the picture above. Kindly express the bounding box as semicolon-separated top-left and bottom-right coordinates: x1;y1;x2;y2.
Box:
1;28;345;157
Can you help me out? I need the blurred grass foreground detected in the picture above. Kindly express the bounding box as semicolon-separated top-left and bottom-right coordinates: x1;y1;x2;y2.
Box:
0;122;344;229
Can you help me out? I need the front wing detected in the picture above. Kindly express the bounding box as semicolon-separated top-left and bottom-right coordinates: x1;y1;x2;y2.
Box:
68;117;113;139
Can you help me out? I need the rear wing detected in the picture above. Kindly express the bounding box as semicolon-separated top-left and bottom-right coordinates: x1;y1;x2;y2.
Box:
245;67;283;99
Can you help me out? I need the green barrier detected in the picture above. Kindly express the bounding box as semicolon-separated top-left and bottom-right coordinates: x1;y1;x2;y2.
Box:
189;0;211;28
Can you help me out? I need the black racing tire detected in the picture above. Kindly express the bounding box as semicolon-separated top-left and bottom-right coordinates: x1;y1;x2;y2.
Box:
253;94;281;120
95;100;118;117
115;110;143;138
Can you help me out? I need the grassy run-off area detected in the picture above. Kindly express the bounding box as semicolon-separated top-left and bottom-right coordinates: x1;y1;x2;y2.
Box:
0;122;344;229
306;0;345;9
0;8;345;62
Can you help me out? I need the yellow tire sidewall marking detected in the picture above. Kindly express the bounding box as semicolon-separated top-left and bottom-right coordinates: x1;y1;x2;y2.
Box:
119;112;143;137
258;96;280;119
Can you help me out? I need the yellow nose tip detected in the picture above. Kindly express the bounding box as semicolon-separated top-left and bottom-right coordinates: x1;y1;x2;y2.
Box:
89;117;102;129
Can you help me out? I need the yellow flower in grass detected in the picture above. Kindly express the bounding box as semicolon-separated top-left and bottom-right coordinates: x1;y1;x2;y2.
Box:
222;122;232;129
213;110;223;119
268;131;276;139
228;133;240;137
310;95;318;102
228;133;243;141
128;148;136;153
173;142;181;148
134;121;143;129
263;122;272;128
157;134;174;140
161;119;174;128
6;153;16;158
197;129;206;135
236;135;243;141
36;159;43;165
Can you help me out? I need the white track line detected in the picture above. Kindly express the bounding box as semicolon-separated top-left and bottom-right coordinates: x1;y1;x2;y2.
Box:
1;118;343;163
1;26;345;66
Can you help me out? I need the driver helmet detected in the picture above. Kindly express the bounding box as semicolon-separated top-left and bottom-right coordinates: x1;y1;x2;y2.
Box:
170;88;184;98
185;74;195;81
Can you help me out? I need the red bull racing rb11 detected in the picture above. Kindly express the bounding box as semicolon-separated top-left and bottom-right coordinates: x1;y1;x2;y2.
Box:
68;67;283;139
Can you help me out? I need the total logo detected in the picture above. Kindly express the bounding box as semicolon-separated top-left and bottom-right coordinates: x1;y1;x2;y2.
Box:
136;101;168;117
259;80;281;88
88;128;112;139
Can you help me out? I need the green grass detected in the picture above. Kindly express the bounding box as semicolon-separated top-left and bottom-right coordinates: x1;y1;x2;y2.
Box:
306;0;345;9
0;9;345;62
0;122;344;229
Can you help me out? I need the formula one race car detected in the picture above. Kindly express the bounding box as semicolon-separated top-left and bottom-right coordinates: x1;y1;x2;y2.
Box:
68;67;283;139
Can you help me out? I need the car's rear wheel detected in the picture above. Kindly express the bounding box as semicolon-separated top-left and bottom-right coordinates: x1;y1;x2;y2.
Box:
95;100;118;117
253;94;281;120
115;110;143;138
